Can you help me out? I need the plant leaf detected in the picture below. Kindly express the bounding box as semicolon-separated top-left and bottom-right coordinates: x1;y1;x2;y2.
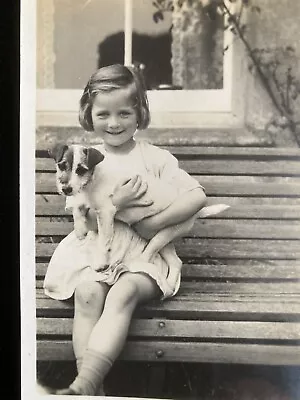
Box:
153;11;164;23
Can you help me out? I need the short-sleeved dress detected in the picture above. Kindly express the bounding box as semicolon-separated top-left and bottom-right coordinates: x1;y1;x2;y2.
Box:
43;140;203;301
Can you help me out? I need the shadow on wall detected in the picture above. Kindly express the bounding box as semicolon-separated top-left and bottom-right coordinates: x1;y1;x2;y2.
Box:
97;31;173;90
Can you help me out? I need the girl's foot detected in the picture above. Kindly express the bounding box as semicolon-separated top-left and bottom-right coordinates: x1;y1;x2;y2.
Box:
56;387;80;395
97;384;106;396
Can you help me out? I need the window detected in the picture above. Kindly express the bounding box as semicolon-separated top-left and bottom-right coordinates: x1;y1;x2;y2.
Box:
37;0;244;127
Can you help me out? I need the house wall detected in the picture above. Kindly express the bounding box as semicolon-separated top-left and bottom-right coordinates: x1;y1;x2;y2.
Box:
36;0;300;133
243;0;300;129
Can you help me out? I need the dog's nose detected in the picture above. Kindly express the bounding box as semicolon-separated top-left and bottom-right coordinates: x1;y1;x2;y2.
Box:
62;186;72;195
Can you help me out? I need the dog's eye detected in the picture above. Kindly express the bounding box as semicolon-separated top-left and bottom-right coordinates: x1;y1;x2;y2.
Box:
58;161;67;171
76;165;88;176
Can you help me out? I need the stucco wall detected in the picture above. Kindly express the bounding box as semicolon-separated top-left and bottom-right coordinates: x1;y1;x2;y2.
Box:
243;0;300;130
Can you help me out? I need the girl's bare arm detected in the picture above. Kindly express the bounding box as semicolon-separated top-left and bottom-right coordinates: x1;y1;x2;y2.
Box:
133;187;206;239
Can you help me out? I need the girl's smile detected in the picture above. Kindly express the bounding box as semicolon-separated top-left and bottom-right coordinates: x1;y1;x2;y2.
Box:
91;88;138;152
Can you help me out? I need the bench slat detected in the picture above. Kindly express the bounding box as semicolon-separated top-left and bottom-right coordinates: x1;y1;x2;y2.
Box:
35;218;300;240
35;194;300;219
37;318;300;340
36;158;300;176
36;280;300;294
35;261;300;280
161;146;300;158
37;146;300;158
36;293;300;322
35;239;300;260
36;340;300;365
35;174;300;196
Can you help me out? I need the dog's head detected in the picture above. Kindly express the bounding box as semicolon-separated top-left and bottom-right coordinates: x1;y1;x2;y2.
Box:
49;143;104;196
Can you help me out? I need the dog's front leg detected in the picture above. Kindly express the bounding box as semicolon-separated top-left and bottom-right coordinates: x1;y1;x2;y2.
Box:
91;204;117;271
73;206;89;240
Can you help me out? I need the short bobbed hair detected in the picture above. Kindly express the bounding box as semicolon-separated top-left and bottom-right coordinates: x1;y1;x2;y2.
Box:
79;64;150;131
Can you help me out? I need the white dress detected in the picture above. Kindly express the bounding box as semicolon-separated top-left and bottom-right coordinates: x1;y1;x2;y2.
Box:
43;140;203;300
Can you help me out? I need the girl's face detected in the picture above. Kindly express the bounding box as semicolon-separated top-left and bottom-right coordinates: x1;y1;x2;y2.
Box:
91;88;138;150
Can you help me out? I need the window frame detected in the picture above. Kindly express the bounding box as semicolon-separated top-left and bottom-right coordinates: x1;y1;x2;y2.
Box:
36;0;245;128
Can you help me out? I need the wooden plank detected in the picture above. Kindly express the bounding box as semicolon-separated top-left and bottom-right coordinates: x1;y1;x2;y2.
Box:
36;340;300;365
35;260;300;280
35;173;300;196
36;294;300;321
35;239;300;260
37;318;300;340
162;146;300;158
177;281;300;295
36;145;300;158
36;279;300;294
36;289;300;303
36;158;300;176
35;218;300;239
191;220;300;240
196;176;300;197
35;194;300;219
179;160;300;176
37;147;300;158
181;262;300;280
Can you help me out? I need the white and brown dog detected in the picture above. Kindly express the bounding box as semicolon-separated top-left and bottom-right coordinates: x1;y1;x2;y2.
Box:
49;143;229;286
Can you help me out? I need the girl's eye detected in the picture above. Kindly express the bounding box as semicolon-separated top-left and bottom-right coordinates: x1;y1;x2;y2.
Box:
96;112;108;119
58;161;67;171
76;165;89;176
120;111;131;118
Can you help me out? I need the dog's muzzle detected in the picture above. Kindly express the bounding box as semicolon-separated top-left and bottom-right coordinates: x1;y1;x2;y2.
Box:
62;186;73;195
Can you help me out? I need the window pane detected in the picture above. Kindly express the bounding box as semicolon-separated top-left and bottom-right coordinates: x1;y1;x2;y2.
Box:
132;0;224;90
37;0;125;89
37;0;224;90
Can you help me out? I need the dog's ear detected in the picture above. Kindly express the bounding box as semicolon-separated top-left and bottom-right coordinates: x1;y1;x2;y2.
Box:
49;143;69;163
83;147;105;169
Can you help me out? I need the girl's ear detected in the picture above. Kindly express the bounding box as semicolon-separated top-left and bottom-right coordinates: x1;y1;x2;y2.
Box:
83;147;105;169
49;143;69;163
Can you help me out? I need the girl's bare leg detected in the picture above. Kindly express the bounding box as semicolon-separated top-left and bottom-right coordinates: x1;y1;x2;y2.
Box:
88;272;160;358
59;272;160;395
72;281;109;361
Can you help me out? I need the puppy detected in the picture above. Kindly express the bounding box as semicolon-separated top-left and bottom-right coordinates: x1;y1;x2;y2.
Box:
49;143;229;287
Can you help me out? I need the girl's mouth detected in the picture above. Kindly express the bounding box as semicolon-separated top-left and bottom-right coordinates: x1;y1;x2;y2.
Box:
106;130;125;135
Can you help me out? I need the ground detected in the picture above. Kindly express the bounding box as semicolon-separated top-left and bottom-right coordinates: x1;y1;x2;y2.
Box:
38;360;300;399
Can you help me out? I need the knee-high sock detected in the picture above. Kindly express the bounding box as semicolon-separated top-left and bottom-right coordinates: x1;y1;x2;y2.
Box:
70;349;112;395
76;357;82;374
76;354;105;395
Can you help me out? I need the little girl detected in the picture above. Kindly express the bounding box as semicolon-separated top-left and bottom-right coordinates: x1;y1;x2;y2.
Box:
44;64;206;396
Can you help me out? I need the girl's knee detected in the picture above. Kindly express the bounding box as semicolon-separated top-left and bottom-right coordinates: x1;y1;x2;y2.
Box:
75;281;107;309
105;277;139;312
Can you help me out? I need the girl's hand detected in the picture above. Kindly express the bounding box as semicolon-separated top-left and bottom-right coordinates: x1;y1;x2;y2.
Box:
112;175;152;210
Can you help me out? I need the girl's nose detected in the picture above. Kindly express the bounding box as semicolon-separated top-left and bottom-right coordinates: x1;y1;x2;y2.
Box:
107;116;120;128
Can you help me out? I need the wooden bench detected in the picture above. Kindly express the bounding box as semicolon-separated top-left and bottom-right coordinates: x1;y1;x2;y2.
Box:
36;145;300;367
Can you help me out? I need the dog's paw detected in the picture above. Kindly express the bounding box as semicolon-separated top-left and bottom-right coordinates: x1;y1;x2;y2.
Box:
75;230;88;240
